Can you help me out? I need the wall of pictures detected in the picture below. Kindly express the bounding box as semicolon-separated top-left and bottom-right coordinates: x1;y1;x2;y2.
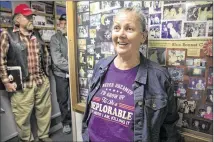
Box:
0;1;66;42
75;1;213;135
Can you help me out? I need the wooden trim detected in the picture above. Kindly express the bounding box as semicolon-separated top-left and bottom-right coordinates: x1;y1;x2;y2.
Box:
34;26;55;30
33;11;54;17
56;3;66;8
179;128;213;141
53;2;57;31
67;1;85;113
0;24;12;28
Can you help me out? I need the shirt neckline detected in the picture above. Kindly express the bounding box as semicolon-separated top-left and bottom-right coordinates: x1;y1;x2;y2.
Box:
110;62;139;73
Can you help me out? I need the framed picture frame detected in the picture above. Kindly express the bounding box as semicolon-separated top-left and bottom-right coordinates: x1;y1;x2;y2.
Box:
31;2;46;13
0;1;12;12
67;2;85;112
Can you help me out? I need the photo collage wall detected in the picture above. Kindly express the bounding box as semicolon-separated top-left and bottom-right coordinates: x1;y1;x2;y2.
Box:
76;1;213;135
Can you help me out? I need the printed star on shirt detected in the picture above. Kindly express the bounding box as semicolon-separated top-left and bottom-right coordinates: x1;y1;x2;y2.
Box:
96;53;101;59
120;92;122;94
105;19;110;25
116;90;119;93
91;38;95;44
96;25;100;31
113;89;115;92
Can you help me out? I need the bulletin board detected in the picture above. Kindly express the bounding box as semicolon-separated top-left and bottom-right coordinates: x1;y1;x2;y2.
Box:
67;1;213;140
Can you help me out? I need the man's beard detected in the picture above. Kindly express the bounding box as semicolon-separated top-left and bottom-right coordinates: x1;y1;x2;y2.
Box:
58;27;67;35
25;22;34;31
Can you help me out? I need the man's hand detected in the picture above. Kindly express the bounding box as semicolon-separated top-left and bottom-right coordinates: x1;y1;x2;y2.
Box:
4;82;16;92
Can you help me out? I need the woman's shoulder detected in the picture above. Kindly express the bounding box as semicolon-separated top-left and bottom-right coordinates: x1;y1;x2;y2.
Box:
146;59;170;79
95;55;116;68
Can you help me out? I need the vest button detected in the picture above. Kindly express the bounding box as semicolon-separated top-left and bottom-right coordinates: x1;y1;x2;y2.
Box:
138;101;143;106
152;103;156;108
138;121;142;125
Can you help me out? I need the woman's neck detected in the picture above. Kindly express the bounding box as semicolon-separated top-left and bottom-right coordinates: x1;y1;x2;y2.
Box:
114;53;140;70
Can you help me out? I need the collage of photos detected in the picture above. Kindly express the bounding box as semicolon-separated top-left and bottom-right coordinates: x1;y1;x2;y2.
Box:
75;1;213;135
147;46;212;134
147;1;213;40
30;2;56;30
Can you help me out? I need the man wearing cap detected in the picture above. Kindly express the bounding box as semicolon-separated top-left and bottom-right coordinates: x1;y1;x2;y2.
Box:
0;4;52;142
50;14;71;134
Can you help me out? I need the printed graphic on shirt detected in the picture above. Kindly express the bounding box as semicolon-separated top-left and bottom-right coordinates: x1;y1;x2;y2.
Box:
90;82;134;127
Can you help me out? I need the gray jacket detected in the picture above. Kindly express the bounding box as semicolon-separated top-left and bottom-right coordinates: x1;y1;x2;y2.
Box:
82;54;180;142
50;31;68;78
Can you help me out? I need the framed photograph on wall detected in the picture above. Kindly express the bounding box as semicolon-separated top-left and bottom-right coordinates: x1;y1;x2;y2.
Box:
31;2;46;13
0;1;12;12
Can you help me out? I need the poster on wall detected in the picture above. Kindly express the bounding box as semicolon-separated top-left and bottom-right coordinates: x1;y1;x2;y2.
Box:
45;4;54;14
0;12;12;26
56;5;66;17
74;0;213;135
0;1;12;12
31;2;46;13
33;15;46;27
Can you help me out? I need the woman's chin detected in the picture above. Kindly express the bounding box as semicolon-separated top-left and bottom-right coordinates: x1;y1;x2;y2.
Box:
116;49;130;56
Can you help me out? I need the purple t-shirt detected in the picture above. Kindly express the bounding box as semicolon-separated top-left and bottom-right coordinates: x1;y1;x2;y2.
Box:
88;62;138;142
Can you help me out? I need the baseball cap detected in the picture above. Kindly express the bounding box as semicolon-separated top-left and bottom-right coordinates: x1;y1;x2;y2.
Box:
59;14;66;21
14;4;33;16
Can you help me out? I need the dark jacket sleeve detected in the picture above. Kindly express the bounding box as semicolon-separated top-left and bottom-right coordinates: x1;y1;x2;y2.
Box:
160;77;181;142
50;34;69;72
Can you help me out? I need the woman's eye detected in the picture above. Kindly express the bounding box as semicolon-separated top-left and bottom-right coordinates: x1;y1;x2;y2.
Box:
128;28;133;31
113;26;120;31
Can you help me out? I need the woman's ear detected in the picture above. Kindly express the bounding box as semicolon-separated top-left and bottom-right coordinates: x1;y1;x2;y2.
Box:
141;32;148;44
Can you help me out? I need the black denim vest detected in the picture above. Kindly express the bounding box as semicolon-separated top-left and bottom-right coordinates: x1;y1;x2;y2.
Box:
6;28;47;81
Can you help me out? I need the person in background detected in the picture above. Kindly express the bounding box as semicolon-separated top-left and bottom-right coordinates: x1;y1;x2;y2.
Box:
0;4;52;142
204;106;213;120
170;7;177;19
82;7;180;142
176;7;185;19
192;120;200;131
163;8;170;19
186;25;193;37
50;14;71;134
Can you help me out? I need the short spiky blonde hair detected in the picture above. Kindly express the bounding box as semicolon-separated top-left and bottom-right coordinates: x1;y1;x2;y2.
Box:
113;7;147;32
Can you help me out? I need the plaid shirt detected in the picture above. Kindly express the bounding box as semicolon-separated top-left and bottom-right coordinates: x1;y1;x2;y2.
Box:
0;27;49;88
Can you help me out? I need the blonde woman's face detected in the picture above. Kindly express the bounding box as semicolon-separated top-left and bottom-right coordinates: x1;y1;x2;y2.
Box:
112;11;145;56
